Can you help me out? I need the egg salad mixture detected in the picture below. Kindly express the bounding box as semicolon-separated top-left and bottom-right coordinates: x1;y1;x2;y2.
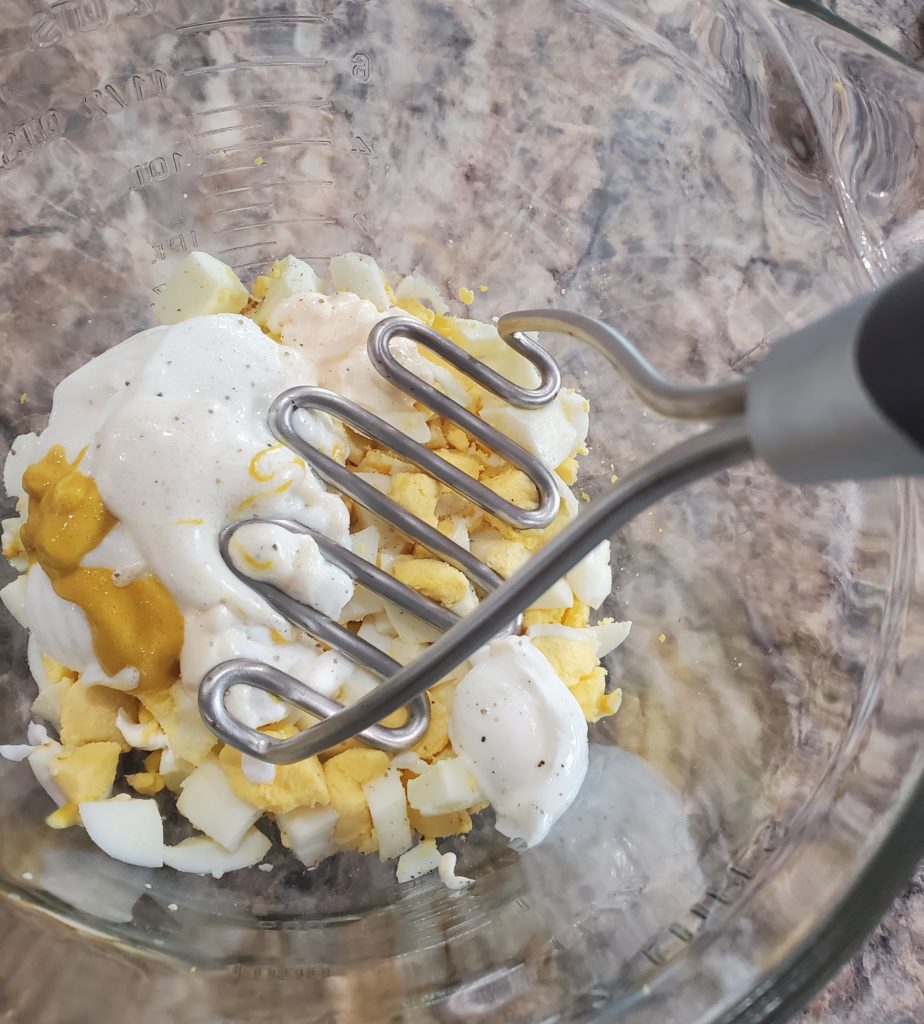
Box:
0;251;629;885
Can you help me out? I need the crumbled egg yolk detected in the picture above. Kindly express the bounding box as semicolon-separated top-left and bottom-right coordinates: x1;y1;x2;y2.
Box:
409;808;473;840
393;559;469;607
323;749;390;852
411;695;450;762
482;466;539;511
390;472;440;526
218;724;329;814
60;685;136;750
49;740;122;823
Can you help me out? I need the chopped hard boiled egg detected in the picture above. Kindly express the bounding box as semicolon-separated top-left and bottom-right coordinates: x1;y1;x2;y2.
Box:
154;251;249;324
163;828;271;876
0;248;630;876
253;256;322;330
278;805;339;868
176;756;261;851
51;741;121;805
80;796;165;868
566;540;613;609
329;252;392;311
218;725;329;814
396;839;442;883
363;768;413;860
406;758;483;816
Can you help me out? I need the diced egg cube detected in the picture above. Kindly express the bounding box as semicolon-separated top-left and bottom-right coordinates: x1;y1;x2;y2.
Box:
594;619;632;656
396;839;442;882
565;540;612;609
350;525;380;563
363;768;413;860
79;796;165;868
329;252;392;311
278;805;339;868
51;741;121;804
406;757;482;816
395;274;449;315
528;578;573;611
154;252;249;325
253;256;322;329
176;755;261;851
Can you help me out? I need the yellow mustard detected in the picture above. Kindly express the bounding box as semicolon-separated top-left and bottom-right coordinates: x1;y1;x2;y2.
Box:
20;445;183;691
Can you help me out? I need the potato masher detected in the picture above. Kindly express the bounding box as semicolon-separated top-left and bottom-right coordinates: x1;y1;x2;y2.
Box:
200;266;924;765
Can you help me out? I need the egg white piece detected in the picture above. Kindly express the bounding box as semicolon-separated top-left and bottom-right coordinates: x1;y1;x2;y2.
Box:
80;796;165;868
394;273;449;315
115;708;168;751
406;758;483;816
278;805;339;869
449;635;589;848
153;251;249;325
395;839;442;883
478;388;589;470
23;566;95;673
176;756;261;852
241;754;276;785
252;255;322;329
565;540;613;609
28;742;67;806
163;828;271;876
363;768;413;861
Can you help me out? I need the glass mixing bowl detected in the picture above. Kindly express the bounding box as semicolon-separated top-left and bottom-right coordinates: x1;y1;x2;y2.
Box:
2;1;924;1020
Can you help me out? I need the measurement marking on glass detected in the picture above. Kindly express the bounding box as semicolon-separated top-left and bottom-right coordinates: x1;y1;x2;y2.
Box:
200;164;264;179
217;241;279;257
176;15;326;34
130;151;184;191
200;138;333;158
192;99;331;118
214;202;274;217
194;123;264;139
152;230;200;262
215;216;336;236
183;58;329;78
203;178;334;198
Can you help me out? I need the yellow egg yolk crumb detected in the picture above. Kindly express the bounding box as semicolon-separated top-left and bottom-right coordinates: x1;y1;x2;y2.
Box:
60;685;136;750
218;724;330;814
323;749;390;852
392;558;469;607
51;741;121;804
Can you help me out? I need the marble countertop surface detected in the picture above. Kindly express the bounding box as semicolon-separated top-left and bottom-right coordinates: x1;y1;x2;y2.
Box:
802;4;924;1020
0;2;921;1022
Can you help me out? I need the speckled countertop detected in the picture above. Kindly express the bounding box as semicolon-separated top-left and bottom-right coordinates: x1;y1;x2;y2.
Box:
0;1;922;1021
802;5;924;1020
